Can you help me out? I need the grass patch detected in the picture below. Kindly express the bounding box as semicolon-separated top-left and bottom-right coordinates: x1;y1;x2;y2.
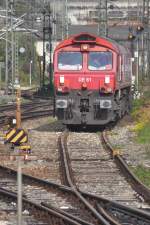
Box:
0;95;16;105
145;144;150;159
132;98;145;113
112;144;123;149
131;89;150;119
131;165;150;188
136;123;150;144
131;89;150;144
48;116;57;124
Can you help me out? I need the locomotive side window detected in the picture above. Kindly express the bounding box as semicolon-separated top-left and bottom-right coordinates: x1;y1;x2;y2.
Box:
58;52;82;70
88;52;112;70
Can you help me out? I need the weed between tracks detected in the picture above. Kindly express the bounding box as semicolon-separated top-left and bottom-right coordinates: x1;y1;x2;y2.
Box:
0;95;16;104
130;89;150;187
131;165;150;188
131;90;150;144
136;124;150;144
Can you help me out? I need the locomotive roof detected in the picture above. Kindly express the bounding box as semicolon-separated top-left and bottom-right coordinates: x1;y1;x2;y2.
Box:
55;33;129;54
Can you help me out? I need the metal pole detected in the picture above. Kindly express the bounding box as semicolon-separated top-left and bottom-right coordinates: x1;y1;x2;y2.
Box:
42;12;46;88
11;1;14;94
97;0;101;35
52;0;56;41
16;88;21;129
141;32;144;78
5;0;8;94
39;59;42;89
61;1;64;40
15;33;19;83
106;0;108;37
29;61;32;87
31;16;35;82
17;157;22;225
97;0;108;36
54;0;57;41
143;0;150;77
48;15;53;95
136;37;139;91
0;63;1;90
142;0;145;24
65;0;69;38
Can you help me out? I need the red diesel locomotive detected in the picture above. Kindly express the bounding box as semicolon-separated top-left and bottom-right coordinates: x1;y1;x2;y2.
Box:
53;33;132;126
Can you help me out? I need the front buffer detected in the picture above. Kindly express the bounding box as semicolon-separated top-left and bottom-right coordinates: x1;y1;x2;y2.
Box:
55;90;116;126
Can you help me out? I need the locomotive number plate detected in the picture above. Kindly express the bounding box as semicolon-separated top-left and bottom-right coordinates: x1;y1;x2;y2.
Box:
78;77;92;83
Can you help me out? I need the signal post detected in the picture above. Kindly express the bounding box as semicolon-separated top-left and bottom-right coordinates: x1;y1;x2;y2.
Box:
5;84;31;153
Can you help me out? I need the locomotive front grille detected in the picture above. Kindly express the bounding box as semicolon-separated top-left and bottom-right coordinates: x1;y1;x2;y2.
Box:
80;98;89;112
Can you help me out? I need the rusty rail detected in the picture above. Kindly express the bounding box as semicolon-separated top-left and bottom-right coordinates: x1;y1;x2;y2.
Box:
101;131;150;204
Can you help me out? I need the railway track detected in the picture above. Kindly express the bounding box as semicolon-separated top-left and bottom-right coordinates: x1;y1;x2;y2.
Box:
0;184;82;225
0;129;150;224
0;98;51;112
1;162;150;225
1;101;150;224
0;109;53;126
0;99;53;125
0;164;96;225
0;99;52;113
58;130;150;225
0;100;98;224
0;100;81;225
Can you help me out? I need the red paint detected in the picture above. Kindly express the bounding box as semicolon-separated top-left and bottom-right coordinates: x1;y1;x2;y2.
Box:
54;33;131;93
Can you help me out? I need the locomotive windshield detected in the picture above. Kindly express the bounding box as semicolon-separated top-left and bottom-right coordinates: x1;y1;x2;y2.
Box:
58;52;82;70
88;52;112;70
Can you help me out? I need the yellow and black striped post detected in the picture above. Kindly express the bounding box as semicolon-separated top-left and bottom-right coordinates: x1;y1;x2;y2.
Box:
4;87;31;152
5;128;28;145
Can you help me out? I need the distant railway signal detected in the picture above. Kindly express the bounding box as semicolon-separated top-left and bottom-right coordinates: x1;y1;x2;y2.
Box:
109;5;114;10
136;25;144;33
19;47;26;54
128;33;136;40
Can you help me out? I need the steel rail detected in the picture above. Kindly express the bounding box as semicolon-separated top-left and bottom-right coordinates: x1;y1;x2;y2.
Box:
96;204;120;225
0;100;52;112
0;187;82;225
0;164;94;225
0;162;99;225
22;103;51;113
83;191;150;223
58;131;150;224
0;163;150;223
0;99;53;127
41;202;93;225
22;109;53;118
1;107;150;223
101;131;150;203
0;109;53;126
58;130;115;225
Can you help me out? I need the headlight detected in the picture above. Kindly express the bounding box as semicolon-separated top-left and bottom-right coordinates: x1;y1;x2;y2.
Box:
100;100;112;109
105;76;110;84
60;76;64;85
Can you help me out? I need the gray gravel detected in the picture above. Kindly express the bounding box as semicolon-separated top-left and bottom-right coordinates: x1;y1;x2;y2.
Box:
0;117;64;183
107;122;150;168
67;132;149;208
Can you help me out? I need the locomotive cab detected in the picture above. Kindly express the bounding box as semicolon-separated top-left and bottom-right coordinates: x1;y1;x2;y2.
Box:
54;33;132;126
